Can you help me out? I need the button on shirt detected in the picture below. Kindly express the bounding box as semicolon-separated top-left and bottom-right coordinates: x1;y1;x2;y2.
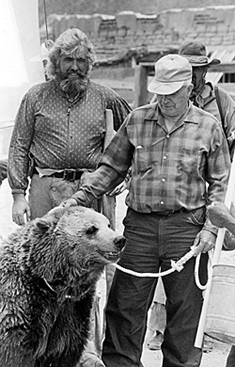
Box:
8;79;131;194
72;102;230;226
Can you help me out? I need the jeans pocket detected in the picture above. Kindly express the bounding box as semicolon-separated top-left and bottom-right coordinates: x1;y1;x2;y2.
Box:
188;206;206;226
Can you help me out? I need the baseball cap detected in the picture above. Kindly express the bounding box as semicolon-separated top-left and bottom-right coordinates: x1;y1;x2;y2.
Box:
179;41;220;67
148;54;192;95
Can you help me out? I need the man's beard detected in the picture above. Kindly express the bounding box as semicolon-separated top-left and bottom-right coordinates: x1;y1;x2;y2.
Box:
57;71;89;99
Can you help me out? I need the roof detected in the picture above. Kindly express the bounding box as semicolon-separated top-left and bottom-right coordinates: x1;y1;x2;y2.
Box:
207;49;235;84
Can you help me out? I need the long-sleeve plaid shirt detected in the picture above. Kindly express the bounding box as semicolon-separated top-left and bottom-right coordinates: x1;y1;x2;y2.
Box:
72;102;230;230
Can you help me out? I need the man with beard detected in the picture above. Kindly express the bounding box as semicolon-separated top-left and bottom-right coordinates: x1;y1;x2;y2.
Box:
7;28;131;367
179;40;235;158
8;28;131;225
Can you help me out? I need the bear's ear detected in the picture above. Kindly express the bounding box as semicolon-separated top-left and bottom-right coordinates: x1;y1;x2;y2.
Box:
48;207;67;221
33;207;66;233
34;218;51;233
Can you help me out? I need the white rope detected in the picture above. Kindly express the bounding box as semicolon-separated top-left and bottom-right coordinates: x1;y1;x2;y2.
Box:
113;246;197;278
194;250;213;291
113;263;174;277
112;245;212;290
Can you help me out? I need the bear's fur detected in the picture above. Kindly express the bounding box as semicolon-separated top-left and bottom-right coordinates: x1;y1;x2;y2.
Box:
0;206;125;367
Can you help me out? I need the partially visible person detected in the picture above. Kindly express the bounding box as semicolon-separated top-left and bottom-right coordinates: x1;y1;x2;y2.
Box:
208;201;235;251
60;54;230;367
8;27;131;366
179;40;235;159
208;201;235;366
0;159;7;186
41;40;54;81
145;277;166;350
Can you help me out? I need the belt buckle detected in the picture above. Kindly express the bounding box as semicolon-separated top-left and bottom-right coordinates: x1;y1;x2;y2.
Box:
63;168;76;181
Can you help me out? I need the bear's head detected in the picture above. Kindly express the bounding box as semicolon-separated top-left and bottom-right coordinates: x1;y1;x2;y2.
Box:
26;206;125;287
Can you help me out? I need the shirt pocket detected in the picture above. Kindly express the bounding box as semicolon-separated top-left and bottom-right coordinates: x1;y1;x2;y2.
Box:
178;146;200;175
134;144;158;173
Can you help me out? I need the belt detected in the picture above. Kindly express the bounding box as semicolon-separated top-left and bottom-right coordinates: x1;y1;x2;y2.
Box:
33;167;84;182
154;208;187;217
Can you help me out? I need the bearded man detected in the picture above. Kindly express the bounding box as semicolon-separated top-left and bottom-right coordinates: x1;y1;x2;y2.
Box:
8;28;131;225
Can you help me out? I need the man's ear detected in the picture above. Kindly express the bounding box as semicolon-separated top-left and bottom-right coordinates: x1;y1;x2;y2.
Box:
188;83;194;97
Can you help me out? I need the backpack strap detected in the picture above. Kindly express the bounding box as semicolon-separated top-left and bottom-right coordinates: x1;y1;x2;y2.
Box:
214;85;224;126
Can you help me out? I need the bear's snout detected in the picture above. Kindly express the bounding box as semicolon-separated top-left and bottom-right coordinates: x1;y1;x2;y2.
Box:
114;236;126;251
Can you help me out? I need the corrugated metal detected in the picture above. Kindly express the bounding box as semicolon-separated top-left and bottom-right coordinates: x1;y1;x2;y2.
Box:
206;49;235;84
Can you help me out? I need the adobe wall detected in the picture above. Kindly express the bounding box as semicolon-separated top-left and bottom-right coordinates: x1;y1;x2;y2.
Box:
43;6;235;61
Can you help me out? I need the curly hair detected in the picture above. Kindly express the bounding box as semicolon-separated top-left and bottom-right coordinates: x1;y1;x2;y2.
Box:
47;28;96;78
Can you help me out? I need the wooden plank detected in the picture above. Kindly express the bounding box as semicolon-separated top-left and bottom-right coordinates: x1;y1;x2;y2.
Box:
134;65;149;107
209;63;235;73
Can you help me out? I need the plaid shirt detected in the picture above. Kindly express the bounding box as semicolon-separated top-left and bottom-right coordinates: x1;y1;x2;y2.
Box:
8;79;131;194
73;102;230;226
192;82;235;158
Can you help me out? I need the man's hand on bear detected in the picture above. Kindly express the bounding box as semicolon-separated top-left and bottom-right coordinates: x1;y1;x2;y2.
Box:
12;194;31;225
60;198;78;208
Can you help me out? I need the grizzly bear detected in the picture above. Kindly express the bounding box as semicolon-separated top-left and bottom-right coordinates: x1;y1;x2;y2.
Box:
0;206;125;367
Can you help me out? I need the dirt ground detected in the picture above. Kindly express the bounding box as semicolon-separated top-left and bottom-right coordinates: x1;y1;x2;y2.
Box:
0;179;234;366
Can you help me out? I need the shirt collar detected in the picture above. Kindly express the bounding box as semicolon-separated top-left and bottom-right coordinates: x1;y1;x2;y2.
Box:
144;101;198;125
184;101;202;125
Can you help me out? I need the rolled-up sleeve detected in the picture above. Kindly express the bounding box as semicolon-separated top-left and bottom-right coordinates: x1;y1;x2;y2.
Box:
72;118;133;206
204;124;231;233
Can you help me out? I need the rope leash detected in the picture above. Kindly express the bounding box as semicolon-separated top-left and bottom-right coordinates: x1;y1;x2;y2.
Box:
194;251;213;291
112;246;213;291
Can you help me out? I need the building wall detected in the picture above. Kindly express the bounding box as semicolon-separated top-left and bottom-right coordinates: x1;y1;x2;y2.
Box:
43;5;235;61
39;0;235;21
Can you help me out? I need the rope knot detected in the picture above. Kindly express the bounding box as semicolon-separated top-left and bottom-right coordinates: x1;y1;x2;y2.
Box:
170;260;184;272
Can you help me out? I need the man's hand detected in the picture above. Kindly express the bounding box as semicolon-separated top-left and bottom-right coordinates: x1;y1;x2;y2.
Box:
107;181;128;196
60;198;77;208
12;194;31;225
208;202;231;228
192;229;217;256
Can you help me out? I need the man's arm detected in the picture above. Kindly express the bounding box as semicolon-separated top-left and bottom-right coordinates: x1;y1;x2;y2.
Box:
104;87;132;131
217;86;235;158
62;117;134;208
193;121;231;255
208;202;235;250
8;91;35;224
8;92;35;195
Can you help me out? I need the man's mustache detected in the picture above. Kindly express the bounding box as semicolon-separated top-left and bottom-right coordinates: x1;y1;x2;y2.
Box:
63;70;87;79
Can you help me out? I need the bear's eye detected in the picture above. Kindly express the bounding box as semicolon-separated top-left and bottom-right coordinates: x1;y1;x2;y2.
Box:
86;225;98;235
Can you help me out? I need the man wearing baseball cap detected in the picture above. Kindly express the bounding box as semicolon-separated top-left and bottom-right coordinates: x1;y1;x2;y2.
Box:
61;54;230;367
148;41;235;354
179;40;235;159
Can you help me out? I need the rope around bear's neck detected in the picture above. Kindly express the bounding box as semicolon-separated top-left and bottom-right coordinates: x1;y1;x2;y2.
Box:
112;246;213;291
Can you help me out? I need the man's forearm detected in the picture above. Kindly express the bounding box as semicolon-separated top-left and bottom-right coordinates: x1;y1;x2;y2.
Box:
72;165;124;206
222;213;235;235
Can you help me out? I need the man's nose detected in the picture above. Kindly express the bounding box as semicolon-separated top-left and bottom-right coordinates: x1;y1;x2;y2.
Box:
161;95;169;101
71;60;78;70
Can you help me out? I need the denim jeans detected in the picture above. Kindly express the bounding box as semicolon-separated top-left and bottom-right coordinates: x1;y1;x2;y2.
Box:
102;207;207;367
226;346;235;367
